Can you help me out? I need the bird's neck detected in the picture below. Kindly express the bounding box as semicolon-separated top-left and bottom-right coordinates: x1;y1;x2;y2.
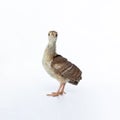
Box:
45;41;57;58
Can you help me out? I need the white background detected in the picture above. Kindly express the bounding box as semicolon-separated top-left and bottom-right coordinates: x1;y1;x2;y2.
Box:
0;0;120;120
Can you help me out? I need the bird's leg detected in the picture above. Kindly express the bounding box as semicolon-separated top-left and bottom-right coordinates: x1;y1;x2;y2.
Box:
59;83;66;95
47;83;65;97
47;83;63;97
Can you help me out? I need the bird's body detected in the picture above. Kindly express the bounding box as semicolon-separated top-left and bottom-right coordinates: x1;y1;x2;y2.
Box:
42;31;82;96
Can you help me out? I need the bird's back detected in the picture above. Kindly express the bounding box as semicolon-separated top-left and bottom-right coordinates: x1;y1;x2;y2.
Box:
51;55;82;85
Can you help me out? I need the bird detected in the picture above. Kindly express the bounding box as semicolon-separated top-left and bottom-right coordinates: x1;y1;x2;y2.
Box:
42;31;82;97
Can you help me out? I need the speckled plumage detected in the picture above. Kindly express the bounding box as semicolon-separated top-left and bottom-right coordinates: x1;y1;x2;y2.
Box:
42;31;82;96
51;55;82;85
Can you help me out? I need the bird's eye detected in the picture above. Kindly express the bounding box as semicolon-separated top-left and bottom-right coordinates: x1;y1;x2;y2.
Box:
56;33;58;37
48;33;50;36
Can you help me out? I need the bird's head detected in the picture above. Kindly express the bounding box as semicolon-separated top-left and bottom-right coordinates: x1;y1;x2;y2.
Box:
48;31;58;42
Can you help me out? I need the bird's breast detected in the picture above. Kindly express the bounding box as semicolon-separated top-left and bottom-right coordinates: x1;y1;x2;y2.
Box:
42;51;55;76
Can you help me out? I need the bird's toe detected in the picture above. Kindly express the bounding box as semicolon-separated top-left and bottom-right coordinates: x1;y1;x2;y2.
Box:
47;92;60;97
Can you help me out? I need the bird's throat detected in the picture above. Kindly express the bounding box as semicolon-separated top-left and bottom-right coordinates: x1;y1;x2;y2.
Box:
45;41;56;58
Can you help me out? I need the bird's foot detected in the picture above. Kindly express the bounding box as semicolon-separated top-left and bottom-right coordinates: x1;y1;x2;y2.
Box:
58;91;66;95
47;92;60;97
47;91;66;97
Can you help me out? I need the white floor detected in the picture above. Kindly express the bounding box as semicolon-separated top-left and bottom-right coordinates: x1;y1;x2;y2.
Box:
0;72;120;120
0;0;120;120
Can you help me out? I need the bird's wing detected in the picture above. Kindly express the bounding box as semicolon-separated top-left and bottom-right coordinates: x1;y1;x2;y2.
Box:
51;55;82;84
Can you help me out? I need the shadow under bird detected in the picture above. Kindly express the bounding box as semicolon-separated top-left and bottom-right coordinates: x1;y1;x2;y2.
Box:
42;31;82;97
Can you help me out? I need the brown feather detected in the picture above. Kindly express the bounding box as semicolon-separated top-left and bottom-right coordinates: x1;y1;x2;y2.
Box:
51;55;82;85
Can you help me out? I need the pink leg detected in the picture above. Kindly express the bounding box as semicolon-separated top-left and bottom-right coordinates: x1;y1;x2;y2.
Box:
47;83;66;97
59;83;66;95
